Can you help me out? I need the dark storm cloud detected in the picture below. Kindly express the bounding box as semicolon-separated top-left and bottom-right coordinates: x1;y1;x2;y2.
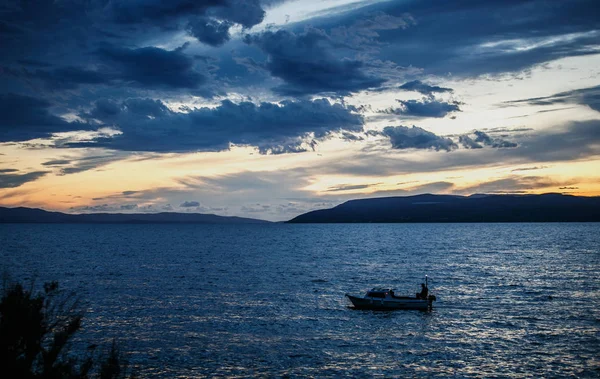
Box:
98;46;206;89
0;0;268;54
107;0;266;46
0;93;89;142
16;59;52;68
502;85;600;112
306;0;600;76
213;0;266;29
108;0;266;29
0;170;49;188
0;0;267;95
328;11;415;50
398;81;453;95
2;0;599;159
16;66;107;91
73;97;364;153
381;126;457;151
107;0;226;24
382;97;461;118
0;0;98;47
186;0;269;47
88;98;123;120
187;18;233;47
243;28;385;95
2;64;111;96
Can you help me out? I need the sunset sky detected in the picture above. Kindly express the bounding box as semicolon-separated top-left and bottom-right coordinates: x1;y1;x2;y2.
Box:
1;0;599;221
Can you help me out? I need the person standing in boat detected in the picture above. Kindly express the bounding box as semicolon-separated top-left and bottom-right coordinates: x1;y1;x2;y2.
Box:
417;283;428;299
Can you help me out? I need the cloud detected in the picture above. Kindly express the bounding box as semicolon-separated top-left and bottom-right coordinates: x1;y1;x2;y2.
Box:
326;183;381;192
98;45;206;90
0;170;49;188
243;28;385;95
455;175;566;195
329;11;415;50
514;119;600;162
398;80;453;95
40;153;127;176
383;97;461;118
458;134;483;149
3;0;599;116
321;120;600;178
314;180;457;200
381;125;457;151
30;66;106;90
107;0;228;24
163;169;345;220
108;0;265;46
459;130;517;149
180;201;200;208
41;159;72;166
0;93;89;142
187;18;234;47
305;0;600;77
511;166;548;172
73;97;364;154
502;85;600;112
340;132;364;141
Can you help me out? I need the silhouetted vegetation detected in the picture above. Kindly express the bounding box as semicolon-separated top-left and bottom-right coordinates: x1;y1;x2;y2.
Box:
0;279;132;378
288;193;600;223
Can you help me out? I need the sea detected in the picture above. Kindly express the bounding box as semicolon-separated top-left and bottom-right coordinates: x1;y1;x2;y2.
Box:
1;223;599;378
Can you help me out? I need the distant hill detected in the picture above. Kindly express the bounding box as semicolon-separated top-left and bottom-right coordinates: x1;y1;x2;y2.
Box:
287;193;600;223
0;207;270;224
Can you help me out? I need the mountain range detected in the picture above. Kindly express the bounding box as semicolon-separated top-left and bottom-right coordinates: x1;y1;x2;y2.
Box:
0;207;269;224
287;193;600;223
2;193;600;224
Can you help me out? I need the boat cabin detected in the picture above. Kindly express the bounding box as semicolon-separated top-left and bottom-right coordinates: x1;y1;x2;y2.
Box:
366;288;393;298
365;287;415;300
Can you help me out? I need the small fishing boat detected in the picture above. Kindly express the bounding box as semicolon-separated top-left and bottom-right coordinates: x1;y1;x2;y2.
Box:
345;278;436;310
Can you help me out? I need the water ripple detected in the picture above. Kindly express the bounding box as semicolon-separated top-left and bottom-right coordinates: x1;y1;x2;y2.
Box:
1;223;599;377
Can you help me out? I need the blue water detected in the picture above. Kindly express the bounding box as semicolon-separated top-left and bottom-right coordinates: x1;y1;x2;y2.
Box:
1;223;599;377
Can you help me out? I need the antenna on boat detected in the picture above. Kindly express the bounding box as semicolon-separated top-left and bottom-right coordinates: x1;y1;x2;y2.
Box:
425;275;428;288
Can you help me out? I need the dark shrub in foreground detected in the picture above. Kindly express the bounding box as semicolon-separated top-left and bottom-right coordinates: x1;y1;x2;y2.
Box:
0;280;131;378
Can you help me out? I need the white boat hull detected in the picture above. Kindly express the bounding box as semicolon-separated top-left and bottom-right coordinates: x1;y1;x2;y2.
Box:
345;294;433;311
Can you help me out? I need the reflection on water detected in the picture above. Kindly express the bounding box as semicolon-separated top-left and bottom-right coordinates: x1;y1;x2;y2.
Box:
1;223;599;377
